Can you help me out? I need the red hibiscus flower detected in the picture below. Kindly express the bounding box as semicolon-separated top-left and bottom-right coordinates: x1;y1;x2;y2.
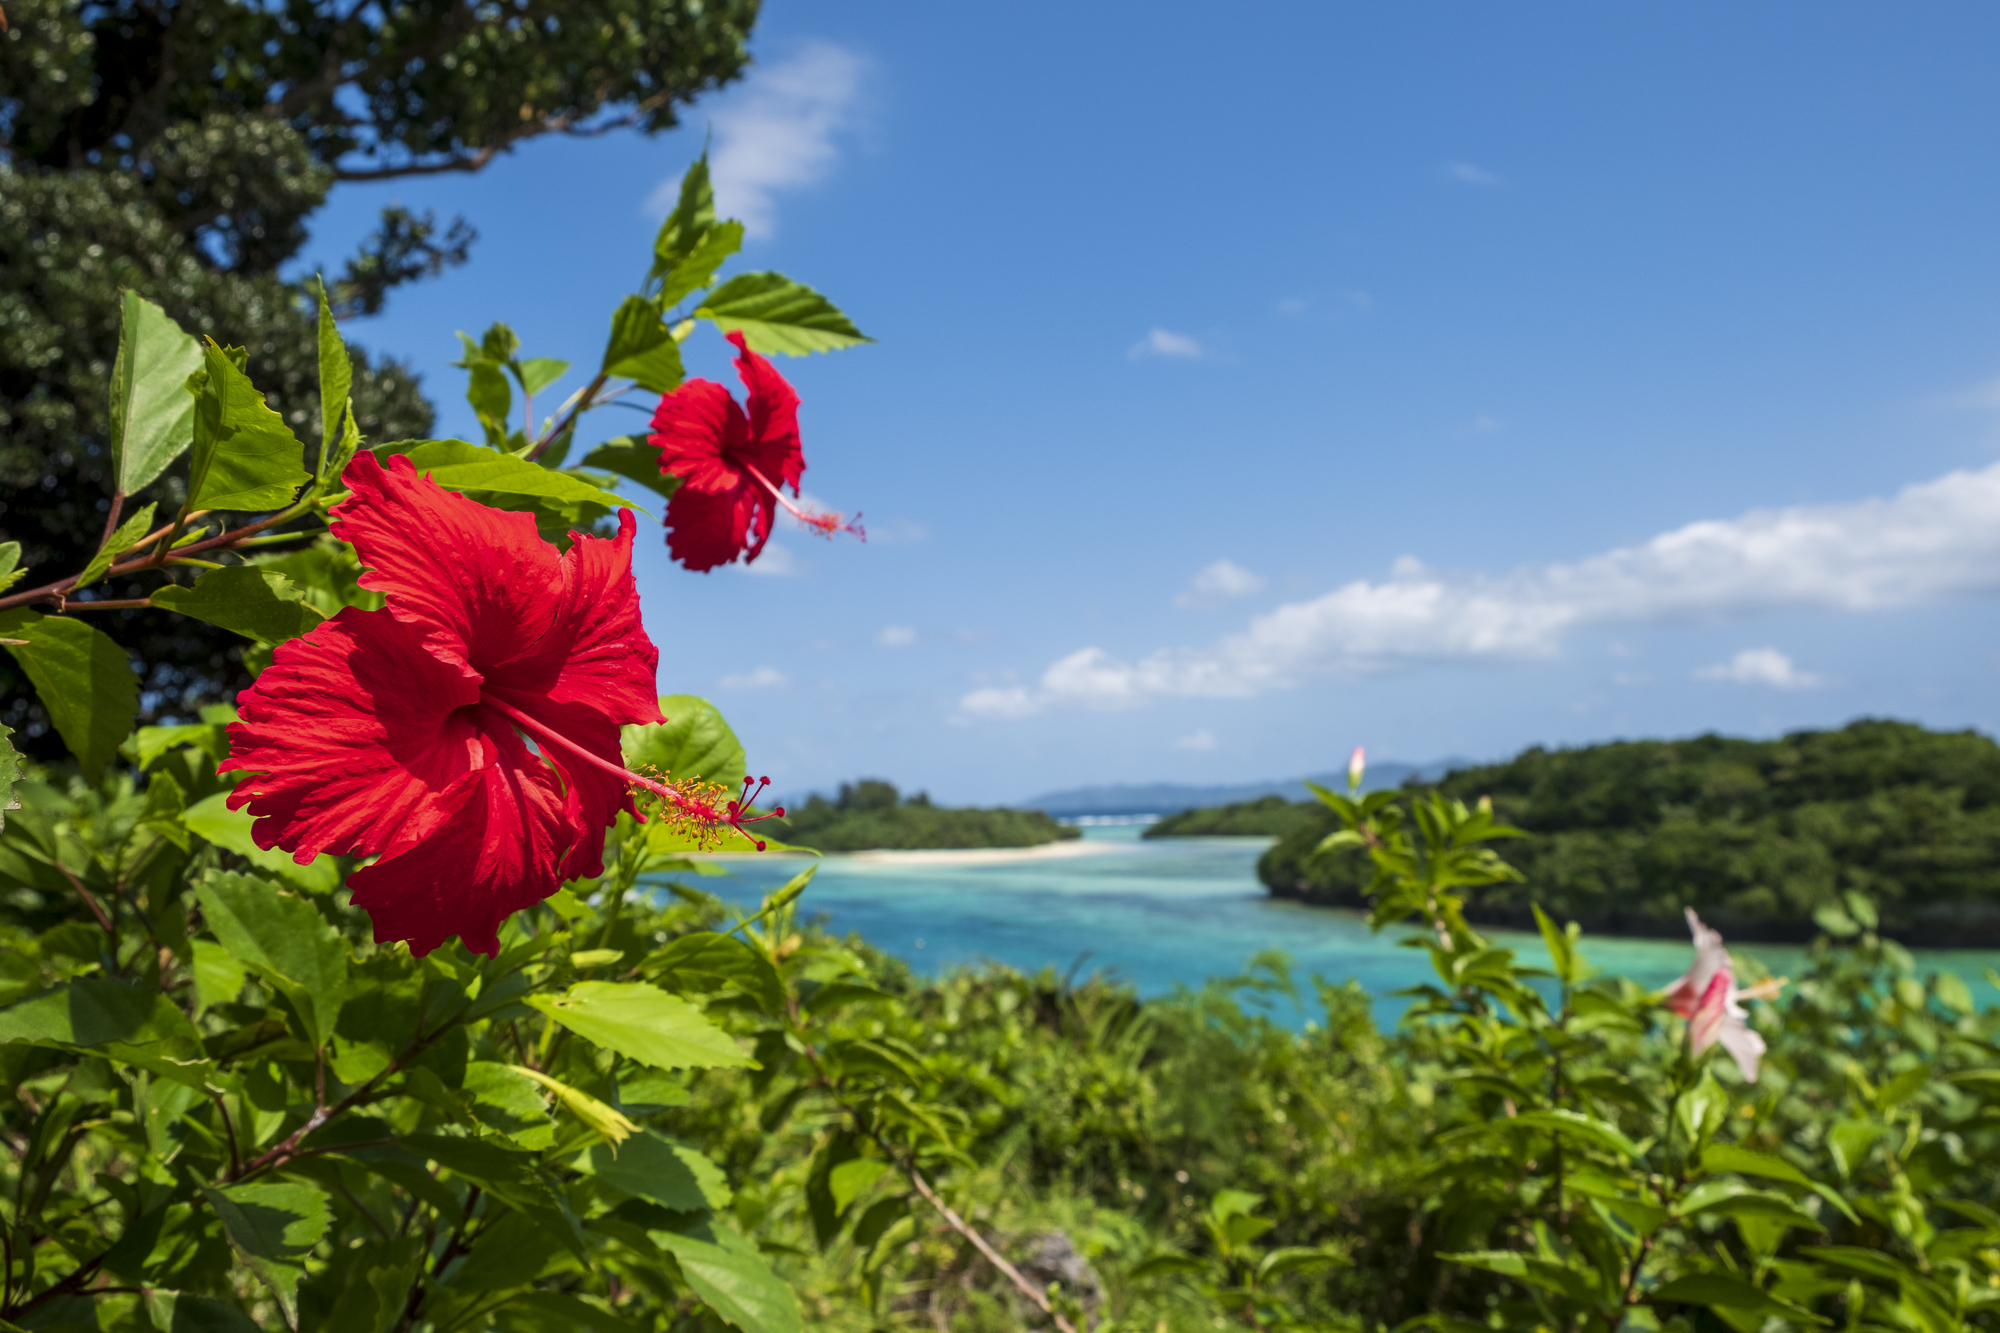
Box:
648;330;862;572
219;452;774;957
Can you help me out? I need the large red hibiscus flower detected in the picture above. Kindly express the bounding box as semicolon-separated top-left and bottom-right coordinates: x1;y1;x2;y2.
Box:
648;331;861;571
221;452;720;956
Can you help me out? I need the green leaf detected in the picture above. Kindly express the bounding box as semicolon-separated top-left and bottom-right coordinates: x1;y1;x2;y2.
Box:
0;542;25;595
624;694;748;791
136;721;230;770
195;871;349;1049
1129;1252;1205;1280
179;791;339;892
108;291;206;495
649;932;783;1014
1651;1273;1826;1324
1440;1250;1600;1304
580;437;681;503
505;1292;648;1333
828;1158;891;1215
151;566;325;645
190;938;248;1013
659;221;745;309
514;357;571;397
653;1214;803;1333
0;609;139;783
373;439;637;513
0;976;201;1048
315;279;353;480
73;502;158;592
1675;1071;1729;1149
585;1130;732;1211
466;360;512;445
507;1063;638;1145
603;295;687;393
696;272;871;356
527;981;754;1072
1508;1109;1642;1160
1701;1143;1860;1224
0;725;18;834
403;1132;587;1258
1532;904;1577;986
1259;1247;1347;1280
653;156;718;278
201;1181;331;1325
141;1290;262;1333
185;339;312;512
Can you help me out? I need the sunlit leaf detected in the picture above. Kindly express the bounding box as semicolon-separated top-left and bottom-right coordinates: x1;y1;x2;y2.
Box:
108;291;205;495
0;609;139;782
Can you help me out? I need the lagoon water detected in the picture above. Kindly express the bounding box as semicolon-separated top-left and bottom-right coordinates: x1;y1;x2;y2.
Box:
683;825;2000;1025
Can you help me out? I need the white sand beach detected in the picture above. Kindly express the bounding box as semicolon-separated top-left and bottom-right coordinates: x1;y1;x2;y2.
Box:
835;840;1126;867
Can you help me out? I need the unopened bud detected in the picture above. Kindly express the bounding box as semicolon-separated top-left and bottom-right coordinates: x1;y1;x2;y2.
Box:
1347;745;1366;791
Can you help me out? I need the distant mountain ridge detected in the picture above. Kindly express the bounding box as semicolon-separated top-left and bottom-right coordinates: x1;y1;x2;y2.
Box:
1022;760;1473;817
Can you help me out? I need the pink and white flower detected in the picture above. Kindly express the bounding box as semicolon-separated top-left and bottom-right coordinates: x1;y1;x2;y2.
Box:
1662;908;1784;1082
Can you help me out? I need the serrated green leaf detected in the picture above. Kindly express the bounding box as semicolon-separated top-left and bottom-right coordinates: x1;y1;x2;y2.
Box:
0;608;139;782
0;975;200;1048
0;542;25;596
195;871;349;1049
151;566;324;644
527;981;754;1071
659;221;745;308
374;439;638;513
314;279;353;481
696;272;871;356
586;1130;732;1211
653;156;717;278
653;1215;803;1333
109;291;205;495
604;295;687;393
624;694;748;791
581;437;682;503
185;339;311;512
202;1181;331;1325
828;1158;891;1215
180;791;339;892
73;503;158;592
190;938;248;1013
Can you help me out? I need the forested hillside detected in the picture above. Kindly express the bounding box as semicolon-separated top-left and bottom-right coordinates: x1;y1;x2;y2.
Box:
1259;719;2000;942
774;780;1081;851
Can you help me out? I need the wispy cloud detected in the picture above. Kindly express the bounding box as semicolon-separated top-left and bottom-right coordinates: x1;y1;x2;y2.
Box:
958;462;2000;718
738;543;801;577
1175;729;1218;751
877;625;917;648
654;41;865;238
720;666;790;691
1696;648;1826;690
1444;161;1500;186
1175;559;1266;609
1129;328;1206;361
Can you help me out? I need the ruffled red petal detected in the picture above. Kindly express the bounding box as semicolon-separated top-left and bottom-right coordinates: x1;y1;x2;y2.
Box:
661;479;772;572
727;331;804;493
332;451;562;683
220;607;485;862
347;710;576;957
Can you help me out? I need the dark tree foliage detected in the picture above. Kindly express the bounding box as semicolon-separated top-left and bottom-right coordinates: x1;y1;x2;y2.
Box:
0;0;758;750
1259;718;2000;942
776;780;1085;852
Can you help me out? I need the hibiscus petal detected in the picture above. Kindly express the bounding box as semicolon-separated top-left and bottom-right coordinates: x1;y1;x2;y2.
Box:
221;607;485;862
727;332;804;492
332;451;562;682
663;478;770;572
651;378;747;493
491;509;662;725
1688;967;1733;1056
1716;1010;1767;1083
347;711;576;957
479;691;636;884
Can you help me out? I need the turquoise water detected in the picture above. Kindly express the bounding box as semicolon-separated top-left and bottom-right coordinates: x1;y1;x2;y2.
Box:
680;826;2000;1026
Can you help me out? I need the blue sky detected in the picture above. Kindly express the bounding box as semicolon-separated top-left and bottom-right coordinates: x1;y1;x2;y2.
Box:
301;2;2000;803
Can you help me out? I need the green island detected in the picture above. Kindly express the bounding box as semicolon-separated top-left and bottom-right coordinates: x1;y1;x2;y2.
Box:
772;779;1082;851
1224;718;2000;943
1144;793;1328;840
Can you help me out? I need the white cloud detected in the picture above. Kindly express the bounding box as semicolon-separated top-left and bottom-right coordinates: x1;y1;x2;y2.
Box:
654;42;864;238
1445;161;1500;185
738;542;801;577
1696;648;1826;690
957;462;2000;718
1129;328;1206;361
720;666;789;691
877;625;917;648
1175;559;1266;608
1176;729;1218;751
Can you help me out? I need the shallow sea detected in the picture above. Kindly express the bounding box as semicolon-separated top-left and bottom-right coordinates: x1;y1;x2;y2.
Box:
673;825;2000;1027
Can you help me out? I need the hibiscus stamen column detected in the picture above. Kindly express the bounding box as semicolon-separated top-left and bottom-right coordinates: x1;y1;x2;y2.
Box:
743;462;866;541
483;697;786;849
